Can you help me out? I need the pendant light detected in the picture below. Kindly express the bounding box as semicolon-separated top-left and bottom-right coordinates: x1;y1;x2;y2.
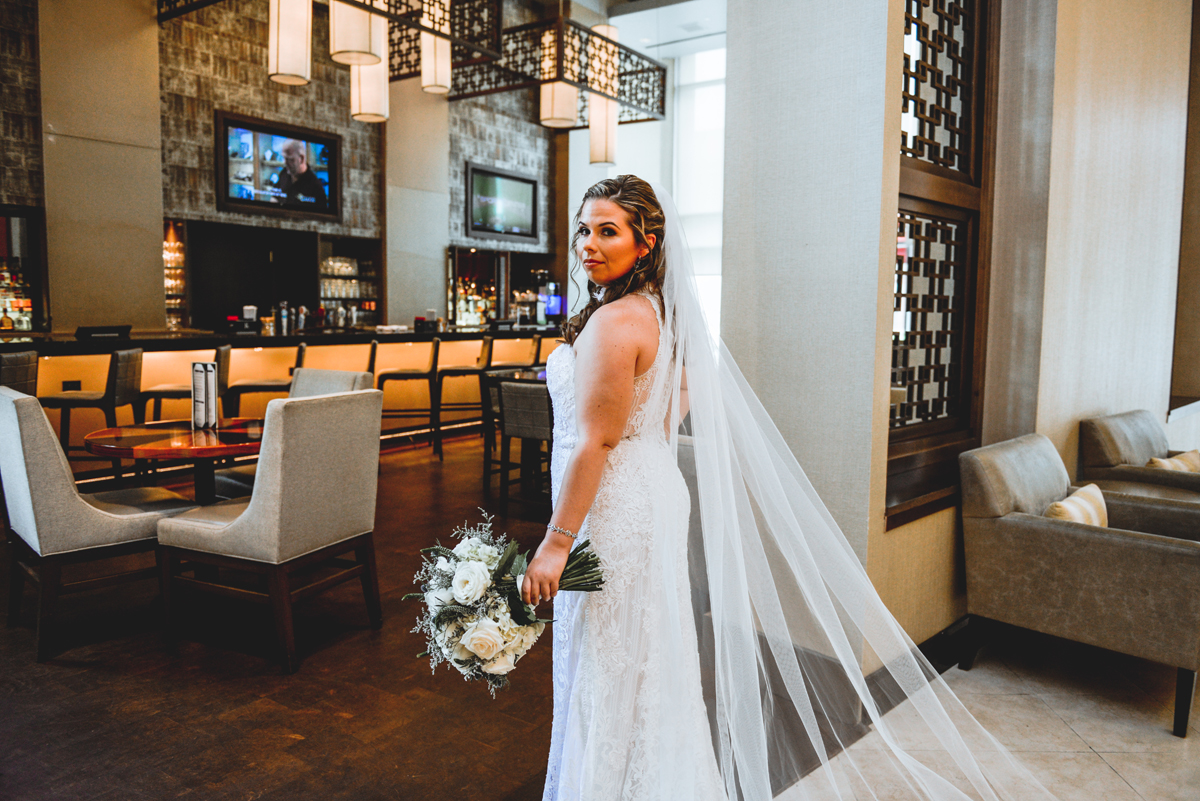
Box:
539;28;577;128
589;25;619;165
330;1;386;66
420;14;452;94
350;14;389;123
268;0;312;86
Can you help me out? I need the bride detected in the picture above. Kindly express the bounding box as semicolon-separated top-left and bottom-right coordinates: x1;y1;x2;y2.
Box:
521;175;1056;800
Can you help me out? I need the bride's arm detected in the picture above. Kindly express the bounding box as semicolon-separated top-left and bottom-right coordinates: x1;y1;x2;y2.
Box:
521;302;643;606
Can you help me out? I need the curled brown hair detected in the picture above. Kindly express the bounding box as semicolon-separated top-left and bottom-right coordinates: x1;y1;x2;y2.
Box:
562;175;666;345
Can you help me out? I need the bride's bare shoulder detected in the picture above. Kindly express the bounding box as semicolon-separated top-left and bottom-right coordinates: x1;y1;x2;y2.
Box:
577;293;658;351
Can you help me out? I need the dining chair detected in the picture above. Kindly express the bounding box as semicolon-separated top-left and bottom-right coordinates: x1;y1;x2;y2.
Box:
0;351;40;554
223;342;306;417
39;348;143;476
496;380;554;511
140;345;232;422
0;386;197;661
157;389;385;673
432;337;493;459
376;338;440;437
212;368;374;499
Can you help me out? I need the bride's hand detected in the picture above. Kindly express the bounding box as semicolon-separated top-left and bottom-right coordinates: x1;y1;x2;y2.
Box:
522;532;572;606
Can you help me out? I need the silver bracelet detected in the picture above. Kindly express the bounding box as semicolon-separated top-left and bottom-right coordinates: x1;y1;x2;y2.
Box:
547;523;577;539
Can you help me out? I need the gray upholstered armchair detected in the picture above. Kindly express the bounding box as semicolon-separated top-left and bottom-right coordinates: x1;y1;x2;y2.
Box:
157;389;385;673
1079;409;1200;498
213;368;375;499
959;433;1200;737
0;386;197;660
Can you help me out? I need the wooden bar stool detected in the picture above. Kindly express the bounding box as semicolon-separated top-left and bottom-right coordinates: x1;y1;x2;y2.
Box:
139;345;231;422
376;338;440;437
496;380;554;512
39;348;142;475
223;342;306;417
432;337;493;459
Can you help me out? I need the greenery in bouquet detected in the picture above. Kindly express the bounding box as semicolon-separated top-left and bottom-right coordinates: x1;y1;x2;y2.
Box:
403;510;604;695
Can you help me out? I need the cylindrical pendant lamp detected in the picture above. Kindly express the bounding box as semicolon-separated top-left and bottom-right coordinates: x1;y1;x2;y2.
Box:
420;14;452;94
330;1;386;66
589;25;619;165
268;0;312;86
539;29;577;127
351;59;389;122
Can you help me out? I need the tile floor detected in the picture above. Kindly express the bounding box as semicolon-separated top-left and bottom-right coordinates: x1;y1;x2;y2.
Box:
786;629;1200;801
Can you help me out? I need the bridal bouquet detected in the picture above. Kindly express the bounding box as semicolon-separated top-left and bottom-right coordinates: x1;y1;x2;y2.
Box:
405;511;604;695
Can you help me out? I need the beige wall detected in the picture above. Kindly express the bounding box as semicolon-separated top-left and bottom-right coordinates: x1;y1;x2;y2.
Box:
1035;0;1191;477
39;0;165;332
721;0;903;564
1173;2;1200;399
385;79;450;326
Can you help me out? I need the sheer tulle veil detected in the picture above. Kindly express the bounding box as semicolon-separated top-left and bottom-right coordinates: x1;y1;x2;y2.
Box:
644;181;1056;800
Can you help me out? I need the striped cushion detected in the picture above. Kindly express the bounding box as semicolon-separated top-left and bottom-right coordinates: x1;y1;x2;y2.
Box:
1044;484;1107;527
1146;449;1200;472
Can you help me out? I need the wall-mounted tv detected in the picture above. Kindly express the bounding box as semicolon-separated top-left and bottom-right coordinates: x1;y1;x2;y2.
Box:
215;111;341;222
466;162;539;244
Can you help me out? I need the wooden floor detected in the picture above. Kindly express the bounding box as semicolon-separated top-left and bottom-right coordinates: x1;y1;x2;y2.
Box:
0;436;554;801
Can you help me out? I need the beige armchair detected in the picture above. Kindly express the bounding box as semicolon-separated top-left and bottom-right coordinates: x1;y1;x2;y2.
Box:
213;368;375;499
157;389;385;673
1078;409;1200;498
959;433;1200;736
0;386;197;660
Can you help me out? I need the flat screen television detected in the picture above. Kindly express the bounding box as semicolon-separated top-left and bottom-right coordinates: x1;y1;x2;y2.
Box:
466;162;539;244
215;111;341;222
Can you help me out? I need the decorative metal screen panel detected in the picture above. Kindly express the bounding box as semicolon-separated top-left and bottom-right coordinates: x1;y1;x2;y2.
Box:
902;0;974;173
439;19;666;120
388;0;502;81
892;210;968;428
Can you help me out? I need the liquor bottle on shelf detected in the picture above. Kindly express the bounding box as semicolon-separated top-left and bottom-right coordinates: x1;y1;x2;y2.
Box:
0;302;14;330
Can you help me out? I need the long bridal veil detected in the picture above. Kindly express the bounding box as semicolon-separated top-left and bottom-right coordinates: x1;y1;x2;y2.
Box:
644;182;1056;800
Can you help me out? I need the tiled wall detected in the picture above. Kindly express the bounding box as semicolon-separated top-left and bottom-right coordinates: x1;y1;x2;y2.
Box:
0;0;42;207
447;0;555;254
159;0;382;238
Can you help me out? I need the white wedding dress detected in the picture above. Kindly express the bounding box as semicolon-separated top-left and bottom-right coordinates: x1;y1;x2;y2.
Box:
543;290;725;801
537;182;1058;801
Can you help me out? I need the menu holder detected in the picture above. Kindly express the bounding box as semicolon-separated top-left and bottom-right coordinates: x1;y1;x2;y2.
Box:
191;362;219;430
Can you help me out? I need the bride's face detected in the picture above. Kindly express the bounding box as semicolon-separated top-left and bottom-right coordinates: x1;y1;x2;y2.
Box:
576;199;655;286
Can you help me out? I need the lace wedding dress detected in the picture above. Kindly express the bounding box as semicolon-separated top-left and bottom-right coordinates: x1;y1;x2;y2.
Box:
542;290;724;801
538;181;1057;801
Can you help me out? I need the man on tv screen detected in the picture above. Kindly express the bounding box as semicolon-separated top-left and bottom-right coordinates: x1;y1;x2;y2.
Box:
277;140;327;211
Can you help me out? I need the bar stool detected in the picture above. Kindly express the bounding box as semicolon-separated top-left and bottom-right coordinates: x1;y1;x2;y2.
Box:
139;345;232;422
376;338;440;435
0;350;39;395
365;339;379;377
39;348;143;472
223;342;306;417
496;380;554;511
528;334;545;368
432;337;492;459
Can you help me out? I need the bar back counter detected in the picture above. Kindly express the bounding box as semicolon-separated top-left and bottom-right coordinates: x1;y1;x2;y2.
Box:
0;328;560;463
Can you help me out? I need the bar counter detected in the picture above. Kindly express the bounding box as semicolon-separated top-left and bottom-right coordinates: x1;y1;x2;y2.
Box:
1;327;562;460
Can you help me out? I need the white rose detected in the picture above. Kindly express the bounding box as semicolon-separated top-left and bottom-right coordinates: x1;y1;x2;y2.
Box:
425;586;455;614
452;561;492;605
452;537;480;558
459;618;505;661
482;651;517;675
434;556;455;574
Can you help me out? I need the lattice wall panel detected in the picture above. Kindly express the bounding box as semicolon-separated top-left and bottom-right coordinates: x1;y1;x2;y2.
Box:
902;0;974;173
892;210;967;428
388;0;502;81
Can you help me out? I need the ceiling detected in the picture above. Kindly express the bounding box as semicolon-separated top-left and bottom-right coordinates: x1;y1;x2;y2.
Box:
608;0;727;59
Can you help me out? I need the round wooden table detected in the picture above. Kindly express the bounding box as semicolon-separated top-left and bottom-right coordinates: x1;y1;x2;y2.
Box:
84;418;264;504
